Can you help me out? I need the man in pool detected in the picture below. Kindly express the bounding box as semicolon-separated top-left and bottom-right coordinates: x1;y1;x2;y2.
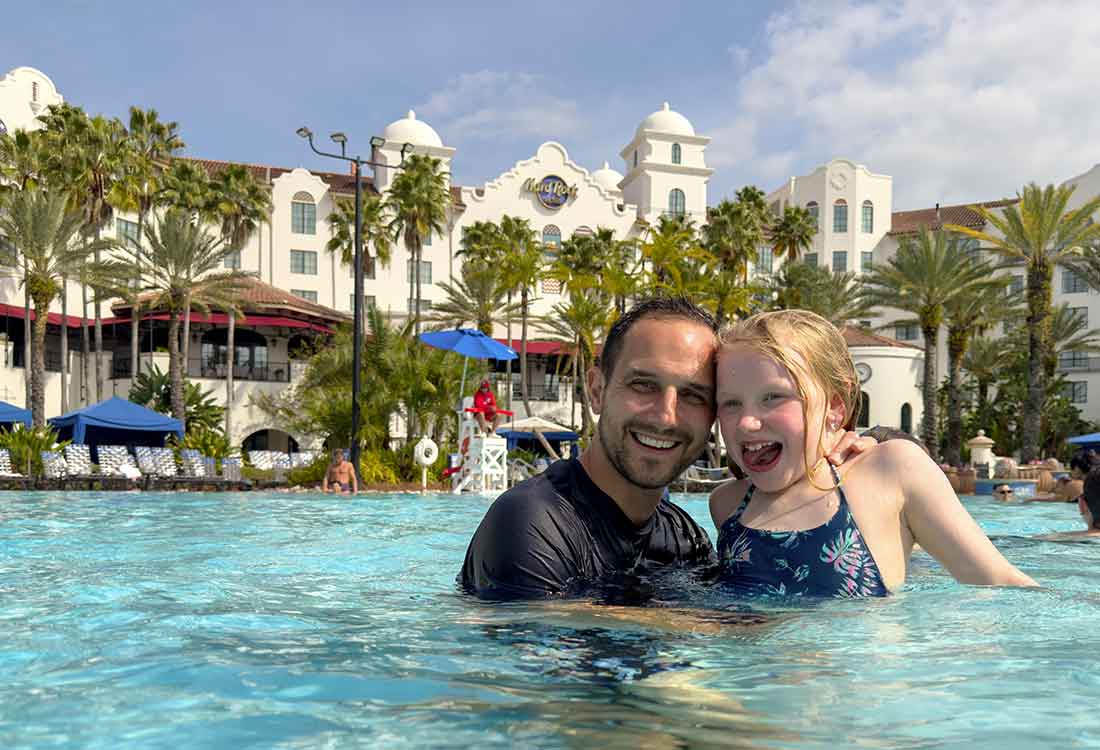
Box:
459;297;884;601
322;449;358;494
1036;466;1100;541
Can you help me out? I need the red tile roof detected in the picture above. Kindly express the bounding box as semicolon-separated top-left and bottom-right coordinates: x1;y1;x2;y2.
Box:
176;156;379;196
112;276;351;325
888;198;1018;236
842;325;922;350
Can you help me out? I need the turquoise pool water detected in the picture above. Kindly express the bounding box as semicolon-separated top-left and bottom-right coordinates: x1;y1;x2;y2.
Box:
2;491;1098;749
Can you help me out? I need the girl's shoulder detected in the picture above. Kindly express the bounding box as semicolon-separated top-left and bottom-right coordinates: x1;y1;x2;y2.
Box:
709;477;751;528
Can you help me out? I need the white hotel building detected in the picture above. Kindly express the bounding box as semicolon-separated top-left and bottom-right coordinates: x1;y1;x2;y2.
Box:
3;64;1099;451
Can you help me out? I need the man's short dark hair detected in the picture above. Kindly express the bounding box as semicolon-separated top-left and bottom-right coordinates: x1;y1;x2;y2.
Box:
1070;451;1092;475
599;296;718;379
1083;467;1100;529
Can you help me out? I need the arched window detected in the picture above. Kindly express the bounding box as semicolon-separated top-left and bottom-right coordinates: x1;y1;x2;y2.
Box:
833;199;848;233
900;403;912;434
857;391;870;429
200;328;269;380
806;201;819;229
668;189;686;218
633;150;638;168
861;200;874;233
671;143;682;165
31;81;38;103
291;191;316;235
572;225;594;238
541;225;563;294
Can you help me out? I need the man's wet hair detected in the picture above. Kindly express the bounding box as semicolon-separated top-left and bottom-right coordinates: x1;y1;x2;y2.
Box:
1070;451;1093;475
599;296;718;379
1083;466;1100;529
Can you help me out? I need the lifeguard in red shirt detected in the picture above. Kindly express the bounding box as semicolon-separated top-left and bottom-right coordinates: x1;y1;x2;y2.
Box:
473;380;503;434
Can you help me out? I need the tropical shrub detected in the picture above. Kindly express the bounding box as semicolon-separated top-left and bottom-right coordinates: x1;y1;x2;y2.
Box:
130;364;224;433
0;425;70;477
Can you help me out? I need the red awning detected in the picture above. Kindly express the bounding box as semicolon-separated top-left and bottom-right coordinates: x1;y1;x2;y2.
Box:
136;312;335;334
0;303;87;328
495;338;565;355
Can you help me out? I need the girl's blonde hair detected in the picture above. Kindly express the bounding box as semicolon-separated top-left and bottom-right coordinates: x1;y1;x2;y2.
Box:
719;309;861;489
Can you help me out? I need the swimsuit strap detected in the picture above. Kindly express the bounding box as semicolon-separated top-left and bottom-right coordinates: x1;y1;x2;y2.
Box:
730;463;847;525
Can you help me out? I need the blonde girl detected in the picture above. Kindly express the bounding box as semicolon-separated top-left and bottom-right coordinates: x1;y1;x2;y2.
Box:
710;310;1035;597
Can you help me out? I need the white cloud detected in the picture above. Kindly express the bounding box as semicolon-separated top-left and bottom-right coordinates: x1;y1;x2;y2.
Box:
417;71;583;142
711;0;1100;207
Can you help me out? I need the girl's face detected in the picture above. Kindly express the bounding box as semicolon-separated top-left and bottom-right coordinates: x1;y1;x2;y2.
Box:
716;344;843;493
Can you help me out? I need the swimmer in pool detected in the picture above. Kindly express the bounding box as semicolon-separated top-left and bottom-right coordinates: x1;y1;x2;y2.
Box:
710;309;1037;597
322;449;358;494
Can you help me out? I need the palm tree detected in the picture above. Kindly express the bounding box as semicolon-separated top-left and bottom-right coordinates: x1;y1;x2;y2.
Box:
0;189;118;425
947;183;1100;461
115;107;185;384
159;160;213;216
537;288;610;437
0;128;46;193
129;211;251;427
772;262;877;328
770;204;818;263
962;336;1007;413
862;229;992;457
384;154;450;335
942;283;1018;464
497;215;544;417
638;215;706;294
205;163;271;441
326;193;393;320
428;262;515;334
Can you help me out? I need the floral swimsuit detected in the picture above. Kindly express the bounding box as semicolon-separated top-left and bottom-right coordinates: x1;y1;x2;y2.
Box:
717;466;888;598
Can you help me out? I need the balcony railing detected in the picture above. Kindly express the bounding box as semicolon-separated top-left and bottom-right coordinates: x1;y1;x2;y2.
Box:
189;358;292;383
510;383;564;402
1057;357;1100;373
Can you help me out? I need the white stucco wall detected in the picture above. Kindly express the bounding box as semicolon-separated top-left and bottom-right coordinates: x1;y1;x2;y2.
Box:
851;345;924;435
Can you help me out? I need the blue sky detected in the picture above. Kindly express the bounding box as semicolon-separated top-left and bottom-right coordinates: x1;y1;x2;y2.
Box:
5;1;1099;209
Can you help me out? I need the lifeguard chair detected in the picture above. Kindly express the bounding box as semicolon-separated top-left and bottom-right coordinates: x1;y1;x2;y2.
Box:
443;396;511;494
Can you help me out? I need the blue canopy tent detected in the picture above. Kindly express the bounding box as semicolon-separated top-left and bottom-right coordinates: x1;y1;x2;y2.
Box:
49;397;184;456
0;401;32;430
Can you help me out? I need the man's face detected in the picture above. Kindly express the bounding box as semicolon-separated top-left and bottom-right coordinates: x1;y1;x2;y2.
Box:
589;316;716;490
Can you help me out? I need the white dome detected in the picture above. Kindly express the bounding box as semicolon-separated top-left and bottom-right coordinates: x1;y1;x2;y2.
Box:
381;110;443;148
637;102;695;137
591;161;623;193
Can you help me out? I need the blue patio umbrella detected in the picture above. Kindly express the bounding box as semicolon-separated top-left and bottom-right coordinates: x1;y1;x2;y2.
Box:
418;328;517;397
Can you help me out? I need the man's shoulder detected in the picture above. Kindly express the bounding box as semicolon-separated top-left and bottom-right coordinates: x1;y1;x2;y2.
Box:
483;460;577;521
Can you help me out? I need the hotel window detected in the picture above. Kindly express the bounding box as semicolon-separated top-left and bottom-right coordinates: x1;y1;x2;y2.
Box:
1009;275;1024;295
833;199;848;233
290;249;317;275
422;231;431;247
1063;381;1088;404
900;403;912;433
806;201;819;229
407;298;433;314
633;150;638;168
832;251;847;273
573;225;594;238
406;260;433;284
291;192;316;235
671;143;682;165
224;250;241;269
896;323;919;341
805;252;818;268
960;237;981;261
349;294;376;312
541;225;562;293
116;217;140;249
757;246;774;275
291;289;318;303
861;251;873;272
1071;306;1089;325
363;255;377;280
31;81;38;102
861;200;874;233
1059;350;1089;369
1063;269;1089;293
668;189;686;218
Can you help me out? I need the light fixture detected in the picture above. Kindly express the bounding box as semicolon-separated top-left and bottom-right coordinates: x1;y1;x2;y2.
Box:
329;132;347;145
295;126;312;139
369;135;385;148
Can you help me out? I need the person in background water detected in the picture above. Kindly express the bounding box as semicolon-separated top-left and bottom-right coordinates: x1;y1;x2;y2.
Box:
459;297;881;601
473;380;504;435
1036;465;1100;541
322;448;358;494
711;309;1037;598
992;484;1016;501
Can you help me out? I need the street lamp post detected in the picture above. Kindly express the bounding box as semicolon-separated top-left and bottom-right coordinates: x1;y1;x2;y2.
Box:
296;127;411;481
